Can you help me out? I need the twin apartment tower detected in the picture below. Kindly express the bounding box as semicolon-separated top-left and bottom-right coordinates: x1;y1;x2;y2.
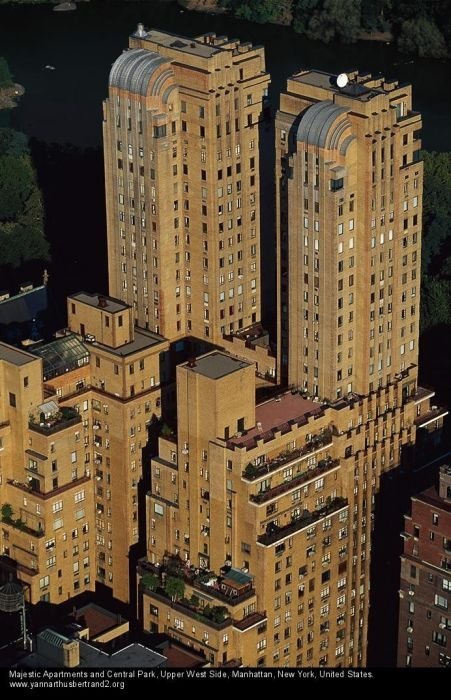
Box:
0;26;438;669
104;24;422;401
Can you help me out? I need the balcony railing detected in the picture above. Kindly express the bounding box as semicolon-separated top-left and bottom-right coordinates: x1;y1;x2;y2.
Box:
7;474;90;500
243;429;332;482
249;458;339;504
414;406;448;429
257;497;348;546
29;408;81;435
138;558;256;608
142;589;233;630
1;516;45;538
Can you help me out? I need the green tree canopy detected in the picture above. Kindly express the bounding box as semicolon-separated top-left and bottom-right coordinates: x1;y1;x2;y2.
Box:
233;0;289;23
304;0;362;43
398;17;447;58
421;152;451;273
0;112;49;273
0;155;34;221
164;575;185;601
0;128;28;158
0;57;13;89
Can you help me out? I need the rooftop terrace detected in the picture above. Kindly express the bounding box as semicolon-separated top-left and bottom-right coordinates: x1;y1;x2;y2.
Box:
228;391;323;449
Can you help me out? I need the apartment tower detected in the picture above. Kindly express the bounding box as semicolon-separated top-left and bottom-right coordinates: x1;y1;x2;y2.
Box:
136;66;447;667
103;26;270;342
398;464;451;667
276;69;422;398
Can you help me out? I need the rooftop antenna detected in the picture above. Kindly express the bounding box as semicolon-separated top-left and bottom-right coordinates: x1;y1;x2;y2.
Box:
336;73;349;89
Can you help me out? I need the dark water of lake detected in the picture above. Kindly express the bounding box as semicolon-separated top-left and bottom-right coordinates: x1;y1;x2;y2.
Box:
1;0;451;150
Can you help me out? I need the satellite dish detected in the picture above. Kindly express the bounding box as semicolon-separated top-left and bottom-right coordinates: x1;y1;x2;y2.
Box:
337;73;349;89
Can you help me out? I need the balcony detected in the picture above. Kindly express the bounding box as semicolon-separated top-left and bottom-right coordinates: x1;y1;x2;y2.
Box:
242;429;333;482
257;497;348;546
143;589;233;630
414;386;435;404
249;458;339;504
397;110;421;127
233;612;267;631
29;405;81;435
414;406;448;429
1;514;44;538
7;473;90;500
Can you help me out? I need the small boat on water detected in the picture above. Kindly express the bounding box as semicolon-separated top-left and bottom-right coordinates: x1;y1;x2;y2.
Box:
44;65;56;71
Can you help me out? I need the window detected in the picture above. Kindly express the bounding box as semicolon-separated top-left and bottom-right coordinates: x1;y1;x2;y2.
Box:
9;392;16;408
435;594;448;610
433;631;447;647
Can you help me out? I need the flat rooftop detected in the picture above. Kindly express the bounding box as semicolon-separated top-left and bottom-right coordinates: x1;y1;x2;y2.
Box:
140;28;221;59
183;351;252;380
0;342;38;366
414;486;451;514
69;292;129;315
73;603;124;638
93;327;165;356
159;642;206;668
291;69;390;102
228;392;323;448
25;629;167;669
79;641;166;668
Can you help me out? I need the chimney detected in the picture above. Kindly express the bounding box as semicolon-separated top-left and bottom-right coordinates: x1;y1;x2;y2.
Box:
97;295;108;308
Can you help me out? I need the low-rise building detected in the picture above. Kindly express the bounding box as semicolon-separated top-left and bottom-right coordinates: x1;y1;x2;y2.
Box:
0;292;169;605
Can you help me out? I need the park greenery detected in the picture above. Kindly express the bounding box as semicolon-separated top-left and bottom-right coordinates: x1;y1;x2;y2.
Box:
221;0;451;58
0;57;14;89
420;152;451;332
0;58;49;273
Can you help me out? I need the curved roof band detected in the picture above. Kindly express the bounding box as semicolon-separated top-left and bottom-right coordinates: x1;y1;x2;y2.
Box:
109;48;175;98
297;100;352;151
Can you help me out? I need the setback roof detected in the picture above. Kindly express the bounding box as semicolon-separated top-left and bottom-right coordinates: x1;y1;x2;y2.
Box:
92;327;164;356
184;351;252;380
228;392;322;448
